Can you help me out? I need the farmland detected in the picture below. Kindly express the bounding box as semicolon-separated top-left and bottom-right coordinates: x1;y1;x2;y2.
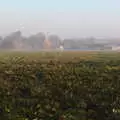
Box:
0;51;120;120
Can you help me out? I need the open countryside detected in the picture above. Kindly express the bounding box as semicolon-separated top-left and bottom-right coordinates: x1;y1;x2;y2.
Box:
0;51;120;120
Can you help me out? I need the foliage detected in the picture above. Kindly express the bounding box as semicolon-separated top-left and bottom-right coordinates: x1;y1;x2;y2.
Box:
0;52;120;120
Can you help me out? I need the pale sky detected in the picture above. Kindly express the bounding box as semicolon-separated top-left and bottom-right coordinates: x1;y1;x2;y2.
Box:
0;0;120;38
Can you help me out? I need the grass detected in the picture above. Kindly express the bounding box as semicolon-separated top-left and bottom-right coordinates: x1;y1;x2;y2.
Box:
0;50;120;63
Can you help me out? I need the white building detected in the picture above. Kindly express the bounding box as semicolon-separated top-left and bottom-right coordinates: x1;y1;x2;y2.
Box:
112;46;120;51
59;45;64;51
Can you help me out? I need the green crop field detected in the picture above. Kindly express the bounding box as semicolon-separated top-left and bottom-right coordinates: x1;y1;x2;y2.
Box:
0;51;120;120
0;50;119;62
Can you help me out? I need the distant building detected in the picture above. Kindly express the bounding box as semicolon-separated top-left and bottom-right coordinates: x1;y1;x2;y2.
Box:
112;46;120;51
59;40;64;51
59;45;64;51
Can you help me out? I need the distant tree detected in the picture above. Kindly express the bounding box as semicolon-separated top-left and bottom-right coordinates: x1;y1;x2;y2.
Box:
0;36;3;41
27;32;46;49
48;34;61;49
64;39;76;49
88;36;95;45
0;40;15;49
0;31;23;49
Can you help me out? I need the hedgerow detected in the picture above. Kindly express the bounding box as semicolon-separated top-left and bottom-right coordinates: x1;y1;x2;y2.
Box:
0;56;120;120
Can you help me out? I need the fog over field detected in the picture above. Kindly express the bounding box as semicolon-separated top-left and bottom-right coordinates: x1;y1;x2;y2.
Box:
0;30;120;51
0;0;120;51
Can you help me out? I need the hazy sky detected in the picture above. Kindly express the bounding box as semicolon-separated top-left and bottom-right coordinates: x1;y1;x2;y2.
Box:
0;0;120;38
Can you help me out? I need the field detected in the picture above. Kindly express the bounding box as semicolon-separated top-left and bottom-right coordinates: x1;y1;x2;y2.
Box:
0;51;120;120
0;50;120;62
